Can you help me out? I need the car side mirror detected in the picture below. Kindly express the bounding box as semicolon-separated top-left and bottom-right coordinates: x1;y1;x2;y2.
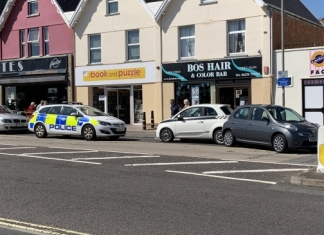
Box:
178;116;184;121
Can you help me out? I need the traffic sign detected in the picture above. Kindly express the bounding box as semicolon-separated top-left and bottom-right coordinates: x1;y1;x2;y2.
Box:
277;77;291;87
278;70;288;78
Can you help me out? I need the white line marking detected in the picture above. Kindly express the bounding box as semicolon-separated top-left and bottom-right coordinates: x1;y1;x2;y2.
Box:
203;168;309;174
0;153;101;165
0;147;37;150
221;158;316;167
24;150;98;155
166;170;277;185
125;161;238;166
49;147;149;155
0;217;91;235
72;156;160;160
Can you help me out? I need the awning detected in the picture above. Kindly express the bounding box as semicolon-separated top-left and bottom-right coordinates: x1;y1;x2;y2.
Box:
0;75;66;85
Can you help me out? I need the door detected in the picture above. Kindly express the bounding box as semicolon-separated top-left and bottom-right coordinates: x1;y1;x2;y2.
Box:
107;89;131;124
46;106;63;134
175;107;204;137
230;107;251;140
246;107;271;143
303;80;324;126
61;106;81;135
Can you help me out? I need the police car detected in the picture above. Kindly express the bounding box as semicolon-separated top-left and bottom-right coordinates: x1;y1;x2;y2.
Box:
28;102;126;140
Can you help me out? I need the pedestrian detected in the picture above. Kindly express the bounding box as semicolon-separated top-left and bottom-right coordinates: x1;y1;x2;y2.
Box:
36;100;44;110
170;99;179;118
183;99;190;109
28;102;36;113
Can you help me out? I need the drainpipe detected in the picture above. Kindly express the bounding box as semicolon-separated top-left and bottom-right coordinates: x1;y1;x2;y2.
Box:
160;14;164;121
268;6;274;104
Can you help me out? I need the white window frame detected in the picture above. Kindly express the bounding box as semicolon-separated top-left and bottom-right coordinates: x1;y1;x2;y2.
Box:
43;27;49;55
127;30;140;61
228;19;246;55
28;28;40;57
106;0;119;15
89;34;101;64
200;0;217;4
27;0;38;16
179;26;195;59
20;30;25;57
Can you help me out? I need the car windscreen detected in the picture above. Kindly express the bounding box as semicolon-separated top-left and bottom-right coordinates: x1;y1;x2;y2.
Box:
267;107;304;122
0;106;14;114
77;106;108;117
220;106;233;115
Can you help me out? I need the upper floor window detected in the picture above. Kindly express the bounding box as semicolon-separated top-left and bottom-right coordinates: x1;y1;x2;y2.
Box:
20;30;25;57
28;28;40;56
43;27;49;55
127;30;140;61
28;0;38;16
228;19;245;54
107;0;118;14
180;26;195;59
89;35;101;64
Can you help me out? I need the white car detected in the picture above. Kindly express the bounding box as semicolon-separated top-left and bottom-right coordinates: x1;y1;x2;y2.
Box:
28;103;126;140
156;104;233;144
0;105;29;132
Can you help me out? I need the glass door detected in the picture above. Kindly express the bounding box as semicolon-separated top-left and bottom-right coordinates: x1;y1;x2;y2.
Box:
106;89;131;124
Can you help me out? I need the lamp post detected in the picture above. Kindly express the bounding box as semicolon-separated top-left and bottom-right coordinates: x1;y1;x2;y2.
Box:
281;0;285;106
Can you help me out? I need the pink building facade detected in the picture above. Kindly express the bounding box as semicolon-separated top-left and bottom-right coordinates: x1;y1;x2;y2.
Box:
0;0;80;111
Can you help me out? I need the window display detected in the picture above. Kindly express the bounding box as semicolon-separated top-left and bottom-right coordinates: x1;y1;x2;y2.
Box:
175;82;210;108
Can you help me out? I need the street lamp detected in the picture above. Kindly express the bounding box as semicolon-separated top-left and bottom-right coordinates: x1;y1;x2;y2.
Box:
281;0;285;106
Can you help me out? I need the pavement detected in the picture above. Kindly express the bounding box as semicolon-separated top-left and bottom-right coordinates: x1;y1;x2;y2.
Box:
125;124;156;138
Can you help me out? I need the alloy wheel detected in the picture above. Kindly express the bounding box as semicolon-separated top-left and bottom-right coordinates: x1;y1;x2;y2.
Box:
160;128;173;142
273;135;285;152
214;130;224;144
224;131;234;146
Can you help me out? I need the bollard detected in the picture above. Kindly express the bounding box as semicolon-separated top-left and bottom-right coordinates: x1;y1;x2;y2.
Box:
151;110;154;129
142;112;146;130
317;126;324;173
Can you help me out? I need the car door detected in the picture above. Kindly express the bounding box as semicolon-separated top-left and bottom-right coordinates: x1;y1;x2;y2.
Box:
61;106;81;135
202;107;218;137
46;106;63;134
230;107;251;140
174;107;205;138
246;107;272;144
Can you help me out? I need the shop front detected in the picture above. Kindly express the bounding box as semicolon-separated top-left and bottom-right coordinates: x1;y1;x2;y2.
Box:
75;62;155;125
0;55;73;111
162;57;262;109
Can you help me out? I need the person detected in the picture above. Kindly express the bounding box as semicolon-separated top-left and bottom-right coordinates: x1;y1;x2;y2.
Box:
36;100;44;110
183;99;190;109
27;102;36;113
170;99;179;118
43;100;48;105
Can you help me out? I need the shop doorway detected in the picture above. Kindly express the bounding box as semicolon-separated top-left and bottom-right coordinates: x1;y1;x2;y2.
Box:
217;86;250;109
107;89;131;124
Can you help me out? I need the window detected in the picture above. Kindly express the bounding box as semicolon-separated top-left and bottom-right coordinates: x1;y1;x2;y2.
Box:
48;106;62;115
180;26;195;58
39;107;51;114
204;107;217;116
179;107;203;118
43;27;49;55
201;0;217;4
233;107;250;119
267;107;304;122
28;0;38;15
107;0;118;14
228;20;245;54
20;30;25;57
28;28;40;56
89;35;101;64
251;108;268;121
127;30;140;60
220;106;233;115
62;107;78;116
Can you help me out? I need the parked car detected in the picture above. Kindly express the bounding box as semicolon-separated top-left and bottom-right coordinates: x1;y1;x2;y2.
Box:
156;104;233;144
28;102;126;140
0;105;29;132
222;104;319;153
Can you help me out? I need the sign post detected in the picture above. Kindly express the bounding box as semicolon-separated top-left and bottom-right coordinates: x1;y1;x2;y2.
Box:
281;0;285;106
317;126;324;173
277;70;289;105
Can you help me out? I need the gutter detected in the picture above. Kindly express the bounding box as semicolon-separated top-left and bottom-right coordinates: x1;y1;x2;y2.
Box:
155;0;171;21
68;0;88;28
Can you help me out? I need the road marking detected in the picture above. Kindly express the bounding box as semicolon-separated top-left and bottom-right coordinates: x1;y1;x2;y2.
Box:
24;150;98;155
72;156;160;160
0;153;101;165
220;158;316;167
125;160;238;166
0;217;91;235
49;147;149;155
166;170;277;185
203;168;309;174
0;147;36;150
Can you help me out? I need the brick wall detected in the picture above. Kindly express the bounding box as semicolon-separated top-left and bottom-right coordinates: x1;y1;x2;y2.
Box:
272;10;324;50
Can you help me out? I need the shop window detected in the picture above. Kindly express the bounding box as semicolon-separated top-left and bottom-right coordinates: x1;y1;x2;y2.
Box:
20;30;26;57
28;28;40;56
179;26;195;59
228;19;245;54
28;0;38;16
89;35;101;64
127;30;140;61
43;27;49;55
176;83;210;108
107;0;118;14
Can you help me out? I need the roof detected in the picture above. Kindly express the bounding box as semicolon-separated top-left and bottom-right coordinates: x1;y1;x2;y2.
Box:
146;1;163;15
56;0;81;12
263;0;322;26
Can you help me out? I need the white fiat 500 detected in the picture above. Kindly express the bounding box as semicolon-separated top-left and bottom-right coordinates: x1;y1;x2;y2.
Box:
156;104;233;144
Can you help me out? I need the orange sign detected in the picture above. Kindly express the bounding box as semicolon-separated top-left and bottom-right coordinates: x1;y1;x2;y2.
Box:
83;67;146;81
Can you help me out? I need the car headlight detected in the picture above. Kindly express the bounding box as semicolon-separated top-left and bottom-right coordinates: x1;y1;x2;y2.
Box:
99;121;111;126
284;123;298;131
0;119;12;123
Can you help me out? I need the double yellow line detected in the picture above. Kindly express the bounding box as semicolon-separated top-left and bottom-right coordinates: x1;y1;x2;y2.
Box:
0;217;91;235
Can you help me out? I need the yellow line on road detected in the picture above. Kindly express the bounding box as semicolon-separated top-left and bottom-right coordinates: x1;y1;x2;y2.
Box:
0;218;92;235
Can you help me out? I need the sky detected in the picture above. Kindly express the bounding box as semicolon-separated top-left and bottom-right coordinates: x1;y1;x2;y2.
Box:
301;0;324;19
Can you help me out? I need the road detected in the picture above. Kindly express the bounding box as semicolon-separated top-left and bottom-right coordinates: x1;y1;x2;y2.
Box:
0;133;322;235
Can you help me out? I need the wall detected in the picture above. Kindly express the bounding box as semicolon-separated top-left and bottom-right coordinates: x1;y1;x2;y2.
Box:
1;0;74;60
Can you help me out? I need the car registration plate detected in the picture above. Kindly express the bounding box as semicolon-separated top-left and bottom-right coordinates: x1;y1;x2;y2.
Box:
116;128;125;132
309;137;317;142
16;123;21;127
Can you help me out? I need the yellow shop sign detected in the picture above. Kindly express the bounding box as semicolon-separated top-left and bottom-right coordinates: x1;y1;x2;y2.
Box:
83;67;146;81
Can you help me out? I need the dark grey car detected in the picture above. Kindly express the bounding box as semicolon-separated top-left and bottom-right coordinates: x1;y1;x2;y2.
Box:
222;105;319;153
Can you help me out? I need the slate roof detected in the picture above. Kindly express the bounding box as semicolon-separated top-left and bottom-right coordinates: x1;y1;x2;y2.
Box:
264;0;321;25
56;0;81;12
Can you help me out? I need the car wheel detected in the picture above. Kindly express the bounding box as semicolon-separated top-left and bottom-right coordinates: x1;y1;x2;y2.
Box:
34;123;47;138
223;130;235;147
82;125;96;141
213;129;224;145
160;128;174;142
272;134;287;153
109;136;120;140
